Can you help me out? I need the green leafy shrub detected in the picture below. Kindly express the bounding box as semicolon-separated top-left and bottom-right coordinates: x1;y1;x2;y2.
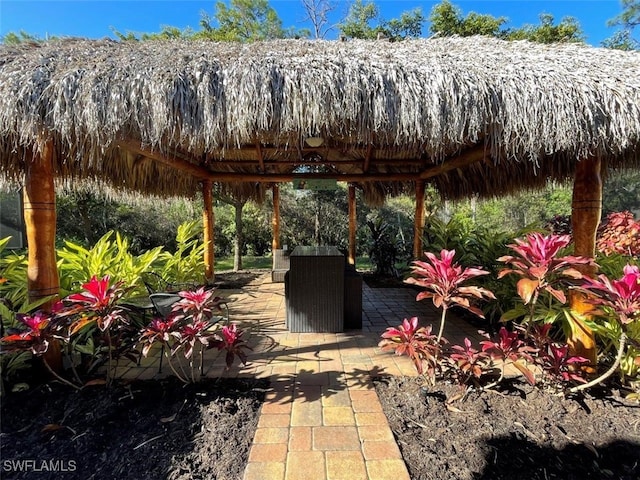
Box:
157;220;207;285
57;232;162;297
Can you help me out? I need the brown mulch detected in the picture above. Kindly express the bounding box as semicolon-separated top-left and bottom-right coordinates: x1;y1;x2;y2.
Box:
375;376;640;480
0;377;267;480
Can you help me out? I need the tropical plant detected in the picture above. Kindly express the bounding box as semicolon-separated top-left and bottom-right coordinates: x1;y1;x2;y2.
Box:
498;233;593;306
446;337;491;386
496;233;595;338
596;211;640;257
138;287;249;383
57;232;162;297
572;264;640;393
378;317;443;379
480;327;536;385
158;221;207;285
366;216;403;278
1;278;250;388
405;249;495;341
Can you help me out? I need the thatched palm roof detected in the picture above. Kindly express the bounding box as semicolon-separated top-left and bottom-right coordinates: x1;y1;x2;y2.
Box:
0;37;638;203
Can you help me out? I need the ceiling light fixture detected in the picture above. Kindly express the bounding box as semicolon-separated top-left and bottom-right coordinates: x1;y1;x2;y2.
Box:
305;136;324;148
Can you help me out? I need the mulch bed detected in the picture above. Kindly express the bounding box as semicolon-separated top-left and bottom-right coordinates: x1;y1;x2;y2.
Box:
375;376;640;480
1;377;267;480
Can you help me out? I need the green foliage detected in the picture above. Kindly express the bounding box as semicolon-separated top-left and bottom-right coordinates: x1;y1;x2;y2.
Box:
241;202;271;256
429;1;506;37
197;0;304;41
429;1;583;43
603;170;640;213
366;215;402;277
338;0;380;39
157;221;206;285
338;0;424;40
1;30;45;44
57;232;162;297
111;0;305;42
506;14;584;43
604;0;639;50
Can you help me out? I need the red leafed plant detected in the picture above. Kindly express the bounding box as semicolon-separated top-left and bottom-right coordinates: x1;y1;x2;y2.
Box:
138;286;249;384
1;310;80;390
2;312;53;356
405;249;495;341
480;327;536;385
448;337;491;385
66;275;128;332
539;343;589;386
209;324;250;368
571;264;640;393
596;211;640;257
379;317;443;379
498;233;594;306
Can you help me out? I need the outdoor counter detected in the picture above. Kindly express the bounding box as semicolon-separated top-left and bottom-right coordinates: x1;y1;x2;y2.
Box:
285;246;345;333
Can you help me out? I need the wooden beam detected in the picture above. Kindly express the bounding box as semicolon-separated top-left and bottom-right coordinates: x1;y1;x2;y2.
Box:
420;146;486;180
24;140;59;303
202;180;215;285
348;184;357;266
118;140;487;183
118;140;212;180
568;157;602;368
413;180;426;260
363;144;373;173
272;184;281;251
256;142;265;172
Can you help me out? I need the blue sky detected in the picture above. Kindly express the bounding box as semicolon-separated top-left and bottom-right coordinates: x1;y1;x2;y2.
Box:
0;1;625;46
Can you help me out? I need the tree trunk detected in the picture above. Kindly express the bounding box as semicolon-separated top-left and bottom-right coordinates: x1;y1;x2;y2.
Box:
348;184;357;266
413;180;426;259
233;200;245;272
568;157;602;368
314;195;320;246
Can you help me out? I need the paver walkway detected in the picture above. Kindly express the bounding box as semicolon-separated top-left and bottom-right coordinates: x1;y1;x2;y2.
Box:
124;273;487;480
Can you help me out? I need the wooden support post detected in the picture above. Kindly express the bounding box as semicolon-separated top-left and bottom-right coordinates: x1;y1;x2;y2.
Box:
568;157;601;367
413;180;426;260
272;184;281;251
348;184;357;266
24;139;61;370
202;180;215;285
24;140;59;305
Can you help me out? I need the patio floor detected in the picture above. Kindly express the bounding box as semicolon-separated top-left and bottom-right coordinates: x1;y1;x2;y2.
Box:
123;272;487;480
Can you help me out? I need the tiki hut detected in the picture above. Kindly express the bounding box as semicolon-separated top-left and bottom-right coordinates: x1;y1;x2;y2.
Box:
1;37;639;351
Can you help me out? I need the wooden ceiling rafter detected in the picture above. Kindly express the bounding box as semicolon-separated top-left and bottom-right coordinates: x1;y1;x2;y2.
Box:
117;139;489;184
255;141;265;172
363;143;373;173
419;146;487;180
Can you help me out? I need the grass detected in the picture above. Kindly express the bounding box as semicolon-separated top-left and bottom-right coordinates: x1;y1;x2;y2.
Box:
214;255;377;271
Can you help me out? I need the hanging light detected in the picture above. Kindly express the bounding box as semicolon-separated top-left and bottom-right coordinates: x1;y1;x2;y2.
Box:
304;136;324;148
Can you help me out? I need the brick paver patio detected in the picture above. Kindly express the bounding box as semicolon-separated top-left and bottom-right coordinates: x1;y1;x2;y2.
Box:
124;272;487;480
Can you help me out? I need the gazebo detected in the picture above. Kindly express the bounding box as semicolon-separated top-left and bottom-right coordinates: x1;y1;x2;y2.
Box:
1;36;639;360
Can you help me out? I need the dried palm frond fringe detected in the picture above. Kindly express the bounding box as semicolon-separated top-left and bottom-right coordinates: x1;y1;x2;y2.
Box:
0;37;638;202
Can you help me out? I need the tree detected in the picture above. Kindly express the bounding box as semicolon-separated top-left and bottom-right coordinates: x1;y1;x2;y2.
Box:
428;1;584;44
506;13;584;44
603;0;639;50
338;0;424;41
197;0;307;41
429;1;506;37
300;0;336;39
